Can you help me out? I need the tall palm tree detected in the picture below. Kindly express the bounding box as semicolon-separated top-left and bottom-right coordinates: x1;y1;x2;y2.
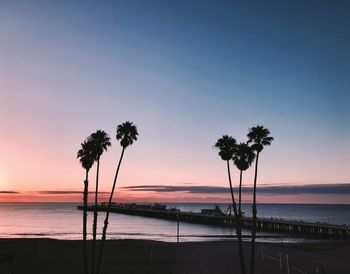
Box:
247;125;273;274
77;140;95;274
214;135;246;274
88;130;111;274
232;143;255;216
96;122;138;274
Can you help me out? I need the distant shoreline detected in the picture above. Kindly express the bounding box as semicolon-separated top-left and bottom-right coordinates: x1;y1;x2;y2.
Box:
1;201;350;205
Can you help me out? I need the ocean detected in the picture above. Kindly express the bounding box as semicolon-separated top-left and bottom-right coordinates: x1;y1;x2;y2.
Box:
0;203;349;242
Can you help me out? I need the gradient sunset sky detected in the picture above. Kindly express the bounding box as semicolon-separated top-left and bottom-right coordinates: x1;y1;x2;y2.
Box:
1;1;349;203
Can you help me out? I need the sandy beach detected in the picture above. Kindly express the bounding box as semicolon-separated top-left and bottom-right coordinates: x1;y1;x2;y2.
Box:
0;238;349;274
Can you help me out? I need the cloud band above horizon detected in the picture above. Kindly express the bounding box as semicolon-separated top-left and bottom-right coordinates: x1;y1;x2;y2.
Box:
122;183;350;195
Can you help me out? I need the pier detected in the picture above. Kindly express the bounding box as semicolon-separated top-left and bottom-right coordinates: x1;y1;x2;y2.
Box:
78;203;350;239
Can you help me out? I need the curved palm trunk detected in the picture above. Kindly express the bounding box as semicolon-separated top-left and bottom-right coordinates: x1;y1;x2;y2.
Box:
238;169;244;257
83;170;89;274
239;170;243;215
250;152;259;274
96;148;125;274
227;161;246;274
91;159;100;274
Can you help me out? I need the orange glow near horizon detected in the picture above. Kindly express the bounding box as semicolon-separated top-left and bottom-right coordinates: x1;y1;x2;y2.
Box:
1;190;349;204
1;102;349;204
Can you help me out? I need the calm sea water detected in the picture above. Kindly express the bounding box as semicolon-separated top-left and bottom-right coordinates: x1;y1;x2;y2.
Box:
0;203;349;242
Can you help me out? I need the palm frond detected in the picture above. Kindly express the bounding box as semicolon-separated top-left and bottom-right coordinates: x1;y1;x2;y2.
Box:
88;130;112;159
77;140;95;171
233;142;255;171
116;121;139;148
214;135;237;161
247;125;274;152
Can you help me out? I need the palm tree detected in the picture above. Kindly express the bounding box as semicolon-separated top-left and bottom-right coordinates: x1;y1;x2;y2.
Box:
88;130;111;274
247;125;273;274
214;135;246;274
77;140;95;274
232;143;255;216
96;122;138;274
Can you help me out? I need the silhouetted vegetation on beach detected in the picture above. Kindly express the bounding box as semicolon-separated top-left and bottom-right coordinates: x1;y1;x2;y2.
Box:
77;122;138;274
215;125;273;274
77;123;273;274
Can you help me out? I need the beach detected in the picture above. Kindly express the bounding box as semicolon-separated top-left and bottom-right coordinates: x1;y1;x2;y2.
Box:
0;238;349;274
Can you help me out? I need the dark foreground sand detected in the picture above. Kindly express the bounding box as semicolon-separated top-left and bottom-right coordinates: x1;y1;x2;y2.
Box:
0;238;349;274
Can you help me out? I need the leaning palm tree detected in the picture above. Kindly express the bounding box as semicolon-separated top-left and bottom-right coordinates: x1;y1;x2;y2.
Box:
232;143;255;216
247;125;273;274
96;121;138;274
88;130;111;274
77;140;95;274
214;135;246;274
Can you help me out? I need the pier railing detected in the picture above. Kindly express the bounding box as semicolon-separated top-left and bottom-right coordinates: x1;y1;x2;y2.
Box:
78;204;350;239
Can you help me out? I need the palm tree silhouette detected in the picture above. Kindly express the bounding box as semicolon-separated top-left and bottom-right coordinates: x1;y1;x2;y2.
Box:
232;142;255;216
88;130;111;274
247;125;273;274
77;140;95;274
214;135;246;274
96;121;138;274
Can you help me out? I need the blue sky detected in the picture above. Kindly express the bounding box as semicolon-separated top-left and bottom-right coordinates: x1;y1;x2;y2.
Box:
0;0;349;202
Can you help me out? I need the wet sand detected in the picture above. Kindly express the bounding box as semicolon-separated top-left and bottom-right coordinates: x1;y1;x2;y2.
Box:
0;238;349;274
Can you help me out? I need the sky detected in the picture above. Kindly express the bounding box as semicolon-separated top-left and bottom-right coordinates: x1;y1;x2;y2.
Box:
0;0;349;203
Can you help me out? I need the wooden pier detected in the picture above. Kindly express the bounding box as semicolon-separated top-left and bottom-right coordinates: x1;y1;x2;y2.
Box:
78;204;350;239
